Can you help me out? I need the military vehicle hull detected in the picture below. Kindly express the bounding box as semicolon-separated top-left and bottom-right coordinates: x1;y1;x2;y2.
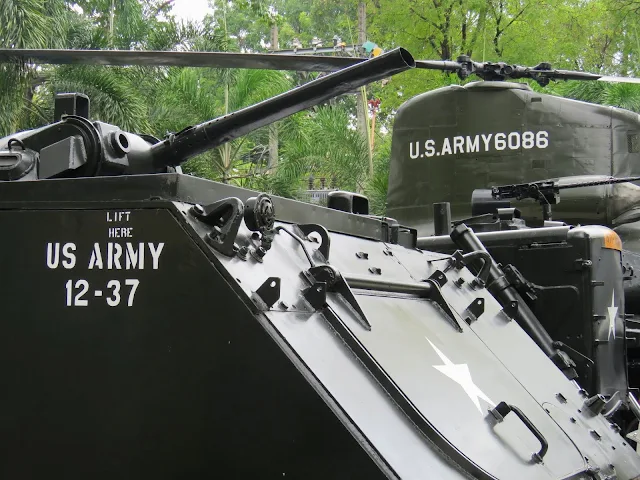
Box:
387;81;640;237
1;173;639;479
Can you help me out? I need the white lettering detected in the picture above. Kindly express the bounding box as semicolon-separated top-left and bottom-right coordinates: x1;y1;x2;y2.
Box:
64;278;141;308
410;141;420;159
66;279;89;306
62;243;76;269
410;130;549;158
453;136;465;154
425;140;436;157
107;211;131;222
149;243;165;270
466;135;479;153
106;280;121;306
125;279;140;306
522;131;535;149
508;132;521;149
108;243;123;270
89;243;160;270
126;243;145;270
108;227;133;238
536;131;549;148
441;138;452;156
481;134;493;151
47;243;60;269
88;244;104;269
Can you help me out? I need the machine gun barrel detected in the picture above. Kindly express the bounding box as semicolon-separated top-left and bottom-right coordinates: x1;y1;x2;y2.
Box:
150;48;415;169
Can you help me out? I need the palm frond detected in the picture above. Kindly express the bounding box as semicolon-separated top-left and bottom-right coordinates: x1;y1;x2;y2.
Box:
551;80;640;113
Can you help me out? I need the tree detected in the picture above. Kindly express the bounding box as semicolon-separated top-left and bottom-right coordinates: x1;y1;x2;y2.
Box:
0;0;75;135
6;0;640;213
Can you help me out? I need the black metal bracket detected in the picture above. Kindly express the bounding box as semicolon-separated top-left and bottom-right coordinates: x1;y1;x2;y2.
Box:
489;401;548;464
428;269;448;288
464;298;485;325
301;281;328;310
423;278;463;333
582;394;607;416
503;264;538;302
191;197;245;257
296;224;331;261
252;277;281;310
503;299;519;319
305;265;371;330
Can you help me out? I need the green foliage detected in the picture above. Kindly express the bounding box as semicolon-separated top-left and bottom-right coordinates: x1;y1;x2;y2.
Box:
43;65;153;132
0;0;69;49
151;63;294;180
217;0;359;50
5;0;640;210
266;105;369;196
0;0;73;135
365;134;392;216
548;80;640;112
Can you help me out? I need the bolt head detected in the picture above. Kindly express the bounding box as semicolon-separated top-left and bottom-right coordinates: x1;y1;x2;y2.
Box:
192;204;205;215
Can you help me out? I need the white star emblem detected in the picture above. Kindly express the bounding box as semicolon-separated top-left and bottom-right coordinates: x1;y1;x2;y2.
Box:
608;291;618;341
426;337;494;414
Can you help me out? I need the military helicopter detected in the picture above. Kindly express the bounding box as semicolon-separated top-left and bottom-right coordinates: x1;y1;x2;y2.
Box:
2;46;640;479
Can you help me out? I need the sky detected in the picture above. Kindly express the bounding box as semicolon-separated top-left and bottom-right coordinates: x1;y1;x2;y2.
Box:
170;0;214;23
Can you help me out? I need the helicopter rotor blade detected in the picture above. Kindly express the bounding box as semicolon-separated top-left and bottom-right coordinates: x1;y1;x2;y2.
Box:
0;48;367;72
525;69;640;84
415;57;640;85
596;75;640;84
5;48;640;84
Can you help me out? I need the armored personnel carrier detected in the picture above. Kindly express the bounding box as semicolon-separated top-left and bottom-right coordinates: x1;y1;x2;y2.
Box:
0;47;639;479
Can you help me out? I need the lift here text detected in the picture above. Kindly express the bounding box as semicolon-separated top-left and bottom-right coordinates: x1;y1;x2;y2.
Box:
45;210;165;308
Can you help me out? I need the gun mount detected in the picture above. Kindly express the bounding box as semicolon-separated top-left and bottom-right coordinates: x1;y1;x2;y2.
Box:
0;47;414;180
471;175;640;223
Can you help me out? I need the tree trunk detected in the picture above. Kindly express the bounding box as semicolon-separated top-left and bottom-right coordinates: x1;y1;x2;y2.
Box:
222;82;231;183
109;0;115;47
356;2;373;185
268;24;279;172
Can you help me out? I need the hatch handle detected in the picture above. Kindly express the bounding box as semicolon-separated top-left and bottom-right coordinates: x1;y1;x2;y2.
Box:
489;401;548;463
446;250;492;288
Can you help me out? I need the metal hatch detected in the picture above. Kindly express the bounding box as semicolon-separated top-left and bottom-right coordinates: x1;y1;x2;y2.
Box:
209;217;591;480
318;233;594;479
324;292;586;479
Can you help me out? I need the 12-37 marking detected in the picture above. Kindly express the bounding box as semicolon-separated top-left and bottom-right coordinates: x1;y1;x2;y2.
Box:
65;279;140;307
